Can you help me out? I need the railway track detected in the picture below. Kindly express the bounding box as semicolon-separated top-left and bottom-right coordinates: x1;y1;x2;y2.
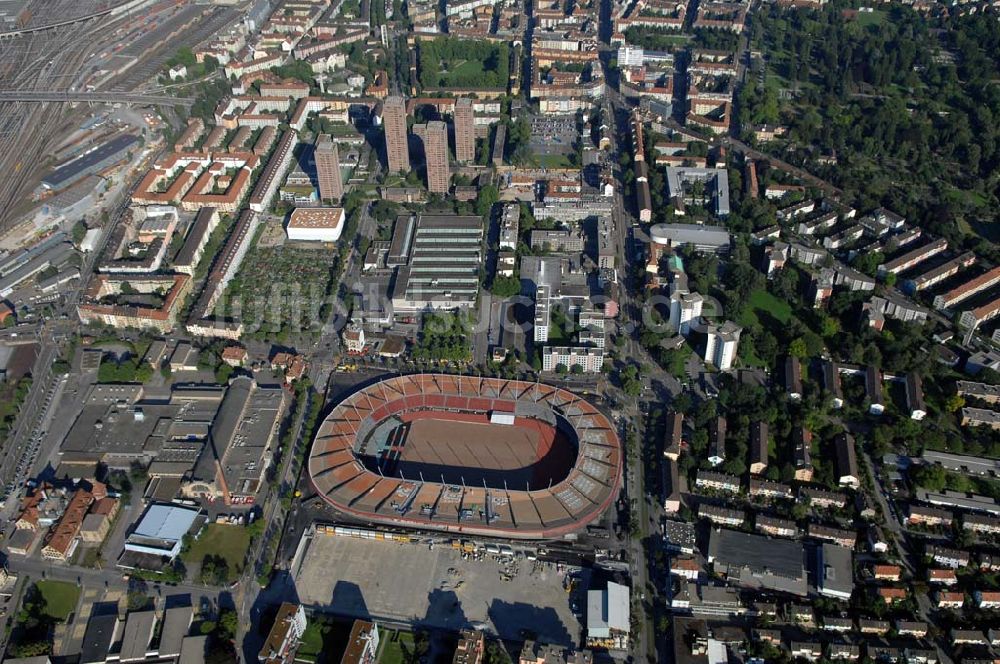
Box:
0;3;242;230
0;16;109;229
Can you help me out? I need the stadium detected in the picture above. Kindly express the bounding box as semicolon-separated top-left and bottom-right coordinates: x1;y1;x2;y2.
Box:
307;374;622;539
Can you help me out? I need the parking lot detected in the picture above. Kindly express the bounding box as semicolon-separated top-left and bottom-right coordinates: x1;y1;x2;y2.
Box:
293;534;585;646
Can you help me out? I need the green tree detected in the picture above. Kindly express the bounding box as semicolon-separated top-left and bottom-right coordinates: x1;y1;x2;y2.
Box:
788;338;808;358
218;610;239;639
491;276;521;298
476;184;498;218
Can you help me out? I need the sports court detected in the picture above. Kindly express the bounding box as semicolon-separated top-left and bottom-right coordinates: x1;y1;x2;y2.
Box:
377;411;575;490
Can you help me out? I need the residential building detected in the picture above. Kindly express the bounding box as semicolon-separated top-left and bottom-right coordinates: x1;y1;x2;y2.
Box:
541;346;604;373
748;479;792;501
698;504;745;527
823;619;853;634
341;620;380;664
834;433;860;489
259;603;307;664
749;421;768;475
908;504;953;527
866;365;884;415
669;291;703;336
755;514;797;538
879;238;948;276
905;251;977;293
958;294;1000;331
663;459;681;513
976;591;1000;610
858;619;890;635
78;274;192;334
807;524;856;548
784;356;803;400
964;514;1000;535
928;545;970;568
828;644;860;661
499;204;520;250
896;621;929;638
696;471;740;494
664;167;731;217
534;285;551;343
928;569;958;586
906;373;927;420
823;360;843;408
454;98;475;163
383;96;410;174
664;411;683;460
873;565;901;581
961;407;1000;430
315;135;344;202
794;428;813;481
789;641;823;662
707;417;726;466
419;121;450;193
956;381;1000;404
703;321;741;370
670;557;700;580
934;265;1000;310
951;630;987;645
936;591;964;609
173;207;221;275
800;486;848;509
878;587;907;604
981;553;1000;572
916;487;1000;516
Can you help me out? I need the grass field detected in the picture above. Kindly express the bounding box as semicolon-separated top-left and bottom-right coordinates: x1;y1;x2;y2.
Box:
739;288;793;331
450;59;485;78
853;9;886;27
182;524;251;582
960;216;1000;242
297;622;326;662
35;580;80;621
535;153;575;169
378;630;427;664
